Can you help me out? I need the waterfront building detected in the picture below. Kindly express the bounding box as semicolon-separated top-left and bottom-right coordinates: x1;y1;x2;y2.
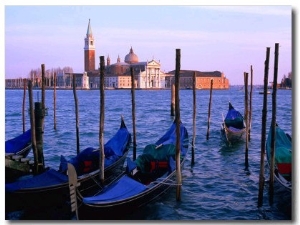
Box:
82;72;90;89
5;78;27;88
103;48;167;89
166;70;229;89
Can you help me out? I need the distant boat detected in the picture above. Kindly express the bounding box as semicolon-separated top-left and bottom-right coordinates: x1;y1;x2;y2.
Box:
221;102;246;145
259;90;271;94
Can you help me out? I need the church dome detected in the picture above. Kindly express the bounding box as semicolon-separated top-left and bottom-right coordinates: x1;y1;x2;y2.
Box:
124;47;139;64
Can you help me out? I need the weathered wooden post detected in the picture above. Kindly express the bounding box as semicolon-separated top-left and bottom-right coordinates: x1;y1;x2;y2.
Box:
244;72;249;170
249;65;253;140
22;78;27;133
206;79;213;140
73;73;80;155
175;49;182;201
191;71;196;165
28;81;38;174
41;64;46;126
27;64;46;174
131;67;137;160
99;56;105;184
35;101;45;173
258;47;270;207
171;83;175;116
269;43;279;205
54;72;57;130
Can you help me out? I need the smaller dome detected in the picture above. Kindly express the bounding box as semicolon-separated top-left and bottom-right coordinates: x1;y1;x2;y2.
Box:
124;47;139;64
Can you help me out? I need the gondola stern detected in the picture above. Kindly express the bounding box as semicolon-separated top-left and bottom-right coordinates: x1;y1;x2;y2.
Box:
120;115;126;129
67;163;80;220
228;101;234;110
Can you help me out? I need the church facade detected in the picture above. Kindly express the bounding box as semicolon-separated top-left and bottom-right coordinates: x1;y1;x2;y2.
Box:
103;50;167;89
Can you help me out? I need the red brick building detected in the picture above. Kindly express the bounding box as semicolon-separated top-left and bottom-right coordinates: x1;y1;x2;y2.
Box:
165;70;229;89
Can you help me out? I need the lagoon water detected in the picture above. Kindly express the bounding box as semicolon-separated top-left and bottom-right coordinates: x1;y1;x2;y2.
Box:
5;87;292;220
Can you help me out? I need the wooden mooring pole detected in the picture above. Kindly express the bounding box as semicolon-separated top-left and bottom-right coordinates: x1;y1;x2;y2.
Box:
72;73;80;155
35;101;45;173
175;49;182;201
54;72;57;130
28;80;37;173
249;66;253;141
131;67;137;160
171;83;175;116
191;71;196;165
269;43;279;205
99;56;105;184
41;64;46;126
28;80;45;174
22;78;27;133
206;79;213;140
244;72;249;170
258;47;270;207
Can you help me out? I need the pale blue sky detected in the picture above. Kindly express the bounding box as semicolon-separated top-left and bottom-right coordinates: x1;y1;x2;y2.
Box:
3;4;292;85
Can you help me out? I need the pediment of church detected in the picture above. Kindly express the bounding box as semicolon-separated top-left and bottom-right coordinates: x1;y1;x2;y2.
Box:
147;59;160;67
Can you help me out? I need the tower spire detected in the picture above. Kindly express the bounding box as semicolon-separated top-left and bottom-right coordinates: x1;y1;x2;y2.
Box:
86;18;93;37
84;19;95;72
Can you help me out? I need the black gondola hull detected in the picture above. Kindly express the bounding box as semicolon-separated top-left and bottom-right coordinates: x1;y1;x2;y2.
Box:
5;150;129;215
77;159;186;220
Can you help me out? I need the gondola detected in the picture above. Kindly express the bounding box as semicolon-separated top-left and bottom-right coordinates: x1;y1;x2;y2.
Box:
5;129;32;157
5;117;132;213
68;120;189;220
5;129;32;182
221;102;246;145
266;124;292;192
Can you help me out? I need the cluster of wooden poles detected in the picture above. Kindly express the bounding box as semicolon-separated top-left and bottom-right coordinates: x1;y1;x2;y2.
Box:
258;43;281;207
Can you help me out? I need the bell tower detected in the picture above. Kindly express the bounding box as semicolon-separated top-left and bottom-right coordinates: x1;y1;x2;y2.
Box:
84;19;95;72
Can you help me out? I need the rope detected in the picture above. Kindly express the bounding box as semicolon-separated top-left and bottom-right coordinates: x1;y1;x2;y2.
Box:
189;142;201;151
150;180;183;186
150;177;183;186
90;175;103;189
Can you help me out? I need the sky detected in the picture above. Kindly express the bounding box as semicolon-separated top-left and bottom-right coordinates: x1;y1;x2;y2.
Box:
3;3;293;86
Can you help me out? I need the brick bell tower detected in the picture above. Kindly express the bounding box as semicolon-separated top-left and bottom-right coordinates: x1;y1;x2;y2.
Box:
84;19;95;72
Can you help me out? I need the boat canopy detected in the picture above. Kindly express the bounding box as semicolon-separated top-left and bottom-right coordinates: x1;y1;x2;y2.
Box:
83;175;147;204
225;107;245;129
6;169;68;192
267;125;292;165
5;129;31;154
